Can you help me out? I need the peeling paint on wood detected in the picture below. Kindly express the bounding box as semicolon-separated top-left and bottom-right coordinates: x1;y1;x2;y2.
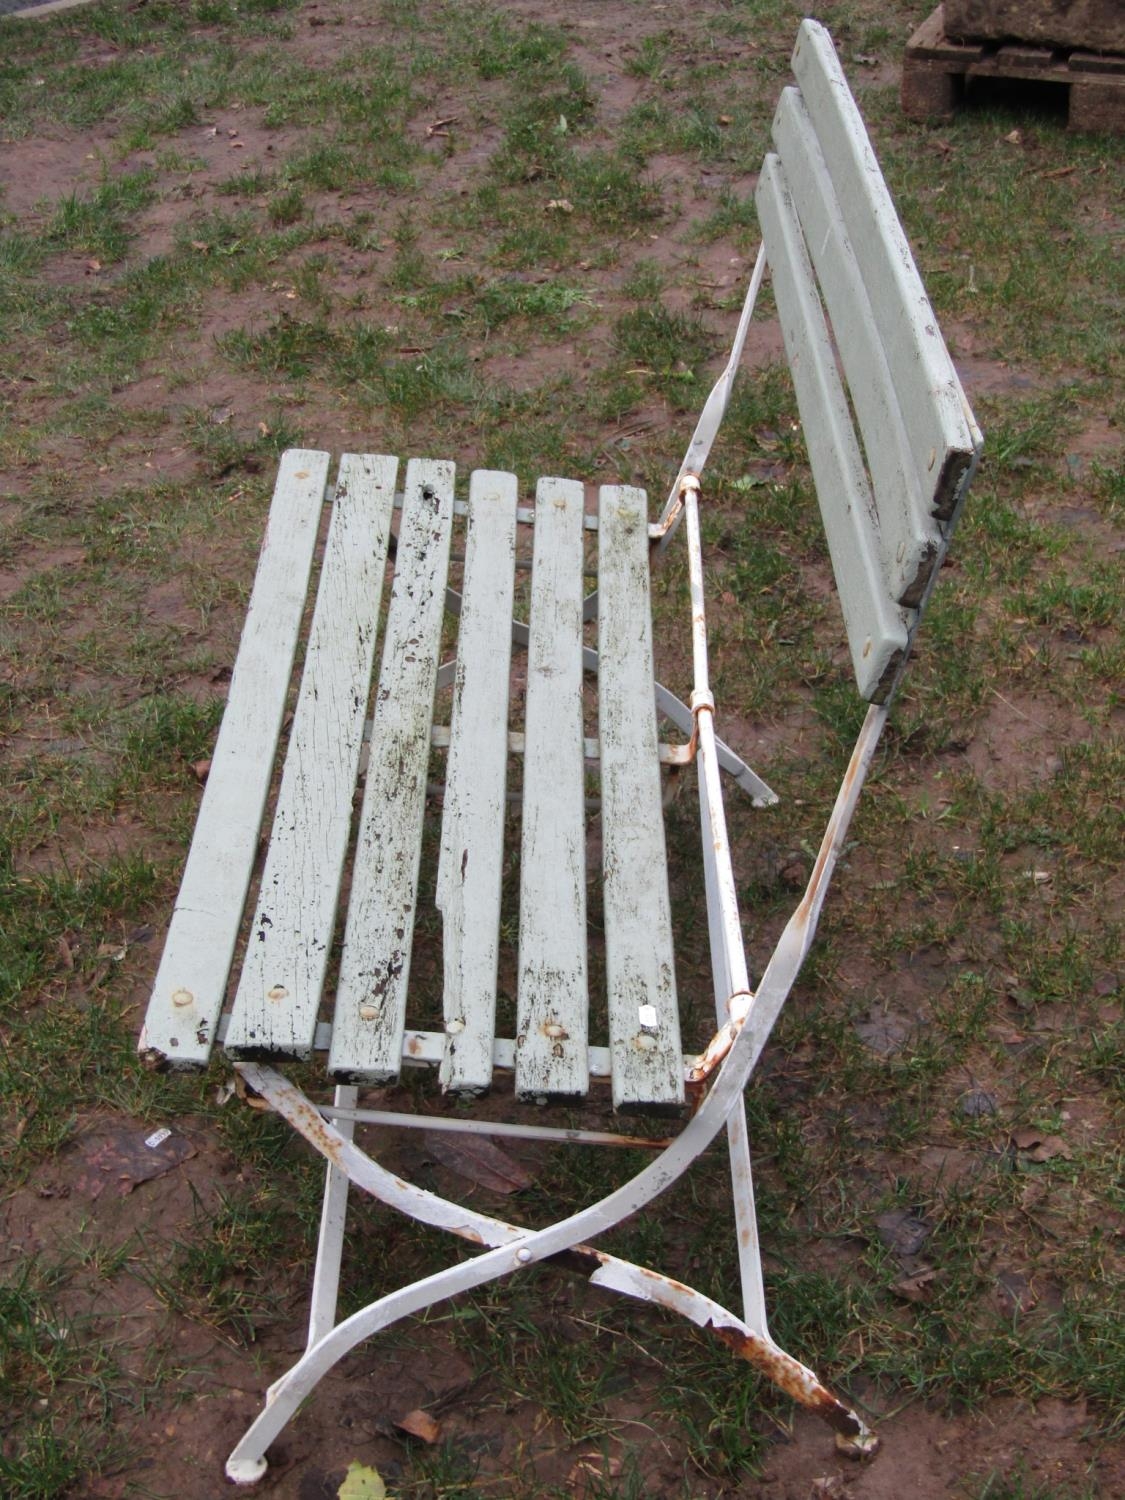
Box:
328;460;455;1083
226;454;398;1062
139;450;330;1068
598;485;684;1111
437;471;517;1095
516;477;589;1101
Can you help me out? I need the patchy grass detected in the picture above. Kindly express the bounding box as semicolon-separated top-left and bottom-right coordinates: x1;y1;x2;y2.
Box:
0;0;1121;1496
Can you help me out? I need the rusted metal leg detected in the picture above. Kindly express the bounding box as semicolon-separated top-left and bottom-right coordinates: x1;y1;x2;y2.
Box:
225;1064;876;1483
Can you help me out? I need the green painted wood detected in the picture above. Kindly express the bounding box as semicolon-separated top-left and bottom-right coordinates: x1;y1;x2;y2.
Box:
225;455;398;1062
597;485;684;1111
328;459;455;1083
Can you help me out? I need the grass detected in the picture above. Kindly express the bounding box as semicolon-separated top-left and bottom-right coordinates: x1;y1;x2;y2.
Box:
0;0;1122;1495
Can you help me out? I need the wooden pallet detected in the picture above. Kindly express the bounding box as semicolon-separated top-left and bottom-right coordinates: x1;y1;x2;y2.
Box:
902;4;1125;133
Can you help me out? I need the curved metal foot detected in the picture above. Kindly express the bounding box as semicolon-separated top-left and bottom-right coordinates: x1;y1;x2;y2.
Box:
225;1454;268;1486
836;1425;881;1459
227;1065;875;1475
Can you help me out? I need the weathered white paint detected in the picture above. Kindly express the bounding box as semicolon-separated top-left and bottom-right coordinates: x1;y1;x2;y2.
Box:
225;455;398;1061
437;471;518;1094
756;154;910;702
139;450;329;1068
790;18;982;520
597;485;684;1111
328;459;455;1083
504;616;777;805
771;89;942;608
516;477;589;1101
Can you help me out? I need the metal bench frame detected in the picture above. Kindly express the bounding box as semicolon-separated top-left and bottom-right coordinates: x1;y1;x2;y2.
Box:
139;23;982;1484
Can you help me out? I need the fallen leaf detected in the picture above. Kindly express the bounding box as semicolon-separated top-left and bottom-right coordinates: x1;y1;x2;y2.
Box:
337;1462;386;1500
875;1208;931;1257
424;1131;533;1194
568;1453;623;1487
1011;1128;1071;1162
74;1125;195;1200
959;1087;997;1118
546;198;574;213
191;758;212;784
257;421;270;438
890;1265;937;1302
994;1269;1036;1314
395;1408;441;1444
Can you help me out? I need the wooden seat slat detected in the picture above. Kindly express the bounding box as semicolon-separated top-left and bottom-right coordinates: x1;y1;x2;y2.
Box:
437;471;519;1095
597;486;685;1112
140;450;329;1069
515;477;590;1101
225;455;398;1062
328;459;456;1083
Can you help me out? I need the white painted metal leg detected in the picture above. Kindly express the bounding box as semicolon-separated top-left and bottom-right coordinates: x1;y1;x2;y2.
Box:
654;681;778;806
225;708;887;1481
726;1107;769;1336
226;1050;877;1483
307;1085;357;1350
656;241;768;542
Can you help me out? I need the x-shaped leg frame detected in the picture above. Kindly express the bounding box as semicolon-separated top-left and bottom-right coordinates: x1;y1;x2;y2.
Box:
224;707;888;1485
225;1058;876;1484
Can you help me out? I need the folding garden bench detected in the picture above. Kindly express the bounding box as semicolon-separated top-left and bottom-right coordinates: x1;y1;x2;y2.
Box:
139;21;982;1484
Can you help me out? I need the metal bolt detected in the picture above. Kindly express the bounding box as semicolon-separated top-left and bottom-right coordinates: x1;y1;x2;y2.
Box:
445;1017;466;1035
515;1247;532;1264
267;985;288;1002
171;988;194;1008
359;1004;377;1021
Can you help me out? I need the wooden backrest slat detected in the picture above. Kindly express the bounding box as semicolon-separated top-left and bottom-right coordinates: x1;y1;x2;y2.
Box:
437;471;518;1095
328;459;455;1084
756;155;911;702
598;486;685;1112
225;455;398;1063
788;19;980;523
771;88;942;608
140;450;329;1068
515;477;590;1101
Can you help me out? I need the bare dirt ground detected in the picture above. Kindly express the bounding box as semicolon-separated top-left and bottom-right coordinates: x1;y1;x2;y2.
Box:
1;2;1122;1497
